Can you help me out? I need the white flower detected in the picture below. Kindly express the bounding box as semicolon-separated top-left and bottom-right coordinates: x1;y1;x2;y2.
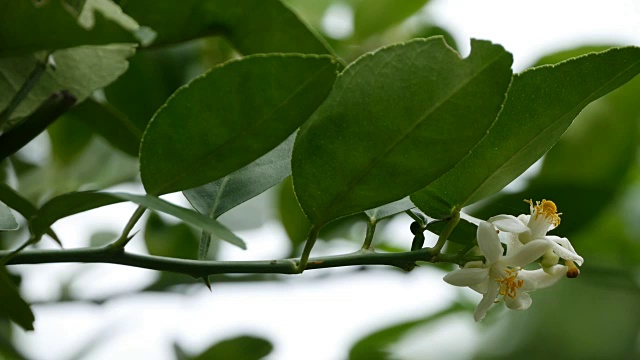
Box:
444;221;566;321
488;199;583;274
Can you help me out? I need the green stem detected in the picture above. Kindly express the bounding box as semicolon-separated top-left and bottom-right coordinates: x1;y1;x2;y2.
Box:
432;211;460;254
296;225;321;273
109;205;146;249
361;220;377;250
0;246;483;278
0;56;49;129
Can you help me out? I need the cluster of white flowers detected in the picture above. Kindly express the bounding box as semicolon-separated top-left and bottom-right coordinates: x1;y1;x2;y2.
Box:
444;199;583;322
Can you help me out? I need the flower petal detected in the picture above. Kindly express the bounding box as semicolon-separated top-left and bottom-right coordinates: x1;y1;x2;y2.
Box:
546;236;583;265
474;280;500;322
519;265;567;291
550;241;584;265
443;268;489;287
477;221;503;263
502;239;551;267
470;281;488;294
488;214;530;233
505;292;532;310
546;236;576;252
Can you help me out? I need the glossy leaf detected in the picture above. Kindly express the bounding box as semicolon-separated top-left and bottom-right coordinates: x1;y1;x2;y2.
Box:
472;47;640;236
0;44;135;120
292;37;513;225
411;46;640;218
140;54;338;195
0;0;137;56
365;197;415;223
121;0;333;55
30;191;246;249
0;203;18;231
0;268;34;331
353;0;430;39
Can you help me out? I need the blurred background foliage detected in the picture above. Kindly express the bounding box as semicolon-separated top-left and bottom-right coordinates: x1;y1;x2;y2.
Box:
0;0;638;359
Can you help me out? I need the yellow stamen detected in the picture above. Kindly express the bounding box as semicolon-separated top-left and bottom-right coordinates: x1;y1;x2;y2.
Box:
565;260;580;278
497;269;524;299
524;199;561;227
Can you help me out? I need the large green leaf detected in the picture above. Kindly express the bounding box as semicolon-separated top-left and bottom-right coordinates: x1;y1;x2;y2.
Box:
121;0;332;55
292;37;513;225
30;191;245;249
140;54;338;195
0;44;135;120
411;46;640;218
471;46;640;236
353;0;430;40
0;0;138;56
0;268;34;331
0;203;18;231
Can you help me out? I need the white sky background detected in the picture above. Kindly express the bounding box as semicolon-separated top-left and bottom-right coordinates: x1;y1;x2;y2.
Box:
11;1;640;359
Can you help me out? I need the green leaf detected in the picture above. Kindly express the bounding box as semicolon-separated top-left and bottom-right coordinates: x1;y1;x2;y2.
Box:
411;46;640;218
140;54;338;195
348;303;466;360
120;0;333;55
0;268;34;331
365;197;415;223
144;212;199;259
0;203;18;231
353;0;430;40
30;191;246;249
184;134;294;219
292;37;513;225
185;335;273;360
0;0;138;56
471;46;640;236
0;44;135;120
